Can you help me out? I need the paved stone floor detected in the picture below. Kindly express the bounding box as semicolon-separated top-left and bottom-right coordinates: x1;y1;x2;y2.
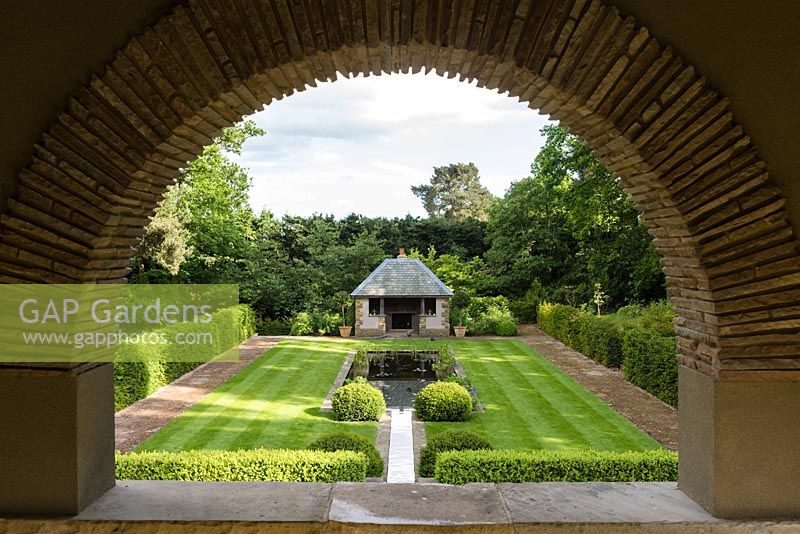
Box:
73;480;725;524
386;409;415;483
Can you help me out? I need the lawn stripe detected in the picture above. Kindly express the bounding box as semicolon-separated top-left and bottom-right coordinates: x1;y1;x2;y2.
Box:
499;341;614;449
136;340;376;452
452;342;547;448
425;339;660;452
504;340;658;451
201;344;322;449
139;345;287;450
192;342;350;450
175;349;303;450
466;341;595;450
508;340;660;451
137;338;656;457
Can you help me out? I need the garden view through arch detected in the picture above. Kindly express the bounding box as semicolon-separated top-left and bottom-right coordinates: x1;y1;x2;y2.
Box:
3;0;800;518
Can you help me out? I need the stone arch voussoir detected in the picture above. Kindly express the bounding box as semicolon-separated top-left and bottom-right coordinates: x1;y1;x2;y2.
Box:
4;0;799;376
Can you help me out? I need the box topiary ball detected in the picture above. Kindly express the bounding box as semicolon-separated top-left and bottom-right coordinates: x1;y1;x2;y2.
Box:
494;319;518;336
331;382;386;422
413;381;473;422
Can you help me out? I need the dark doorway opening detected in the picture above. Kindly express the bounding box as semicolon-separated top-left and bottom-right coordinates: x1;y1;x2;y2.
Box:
391;313;413;329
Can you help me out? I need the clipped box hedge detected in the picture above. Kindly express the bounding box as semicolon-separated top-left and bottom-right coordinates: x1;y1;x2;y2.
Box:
114;304;256;411
419;430;493;478
116;448;367;483
537;302;580;342
578;314;624;368
434;449;678;484
414;381;473;422
538;303;624;368
622;329;678;407
308;431;384;477
537;301;677;406
331;382;386;422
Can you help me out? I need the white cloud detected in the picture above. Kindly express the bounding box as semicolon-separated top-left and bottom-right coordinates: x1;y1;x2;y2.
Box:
311;150;343;165
233;72;555;218
370;160;420;177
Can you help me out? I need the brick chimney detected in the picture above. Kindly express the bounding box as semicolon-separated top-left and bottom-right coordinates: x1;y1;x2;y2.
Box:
398;248;406;258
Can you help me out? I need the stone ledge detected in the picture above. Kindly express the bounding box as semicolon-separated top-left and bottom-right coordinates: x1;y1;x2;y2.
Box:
320;349;356;413
72;481;718;524
3;481;799;532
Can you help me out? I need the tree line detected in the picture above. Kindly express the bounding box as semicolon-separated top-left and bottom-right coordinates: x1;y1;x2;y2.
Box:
131;121;665;324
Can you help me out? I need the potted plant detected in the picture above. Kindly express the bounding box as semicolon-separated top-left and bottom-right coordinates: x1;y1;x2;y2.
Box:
334;291;353;337
452;308;467;338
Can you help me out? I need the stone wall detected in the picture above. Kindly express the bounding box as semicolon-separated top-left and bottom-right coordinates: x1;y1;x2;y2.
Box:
420;298;450;337
0;0;797;375
354;298;384;338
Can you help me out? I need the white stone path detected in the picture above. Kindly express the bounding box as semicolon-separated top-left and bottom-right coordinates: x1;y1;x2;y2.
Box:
386;408;415;483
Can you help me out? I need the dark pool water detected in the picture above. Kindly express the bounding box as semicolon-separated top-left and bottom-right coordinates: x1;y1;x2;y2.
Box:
370;379;436;408
346;351;439;408
367;353;437;381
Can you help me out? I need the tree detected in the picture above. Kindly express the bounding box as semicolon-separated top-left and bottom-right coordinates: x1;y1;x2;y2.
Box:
175;120;264;283
131;120;265;284
132;185;193;278
486;125;665;308
408;246;492;297
411;162;495;221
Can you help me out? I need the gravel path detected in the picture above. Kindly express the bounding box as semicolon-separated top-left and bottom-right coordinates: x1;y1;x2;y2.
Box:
114;336;281;453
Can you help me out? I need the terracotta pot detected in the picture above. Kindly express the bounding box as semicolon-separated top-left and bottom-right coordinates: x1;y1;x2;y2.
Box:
453;326;467;338
338;326;352;337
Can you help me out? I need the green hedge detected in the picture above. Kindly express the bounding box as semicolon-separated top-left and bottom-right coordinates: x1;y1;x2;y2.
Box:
419;430;493;478
434;449;678;484
495;319;518;336
537;301;676;405
116;449;366;482
578;315;624;368
290;310;340;336
237;305;257;341
538;303;623;366
623;329;678;407
114;304;256;411
537;302;579;342
258;317;291;335
465;296;518;336
308;431;383;477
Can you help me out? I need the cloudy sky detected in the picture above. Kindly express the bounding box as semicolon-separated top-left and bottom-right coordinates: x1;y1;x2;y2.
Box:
232;71;554;218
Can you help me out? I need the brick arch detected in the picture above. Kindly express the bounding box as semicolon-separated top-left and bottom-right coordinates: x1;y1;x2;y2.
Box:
3;0;798;377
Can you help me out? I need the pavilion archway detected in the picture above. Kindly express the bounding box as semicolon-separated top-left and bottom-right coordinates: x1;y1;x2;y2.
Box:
1;0;798;519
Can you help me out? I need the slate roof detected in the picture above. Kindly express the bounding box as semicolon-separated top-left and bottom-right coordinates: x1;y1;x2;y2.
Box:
351;258;454;297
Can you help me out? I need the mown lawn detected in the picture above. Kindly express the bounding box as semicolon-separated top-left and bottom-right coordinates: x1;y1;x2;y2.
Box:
425;340;661;451
137;338;658;454
136;339;375;452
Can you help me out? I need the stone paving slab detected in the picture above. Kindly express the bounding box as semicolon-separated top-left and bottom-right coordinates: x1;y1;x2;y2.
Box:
499;482;717;523
75;480;332;522
37;480;800;529
386;409;415;483
329;483;507;525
